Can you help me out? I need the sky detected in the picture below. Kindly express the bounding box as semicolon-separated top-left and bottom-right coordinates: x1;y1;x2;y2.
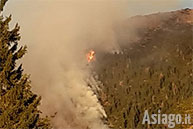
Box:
2;0;192;29
2;0;192;45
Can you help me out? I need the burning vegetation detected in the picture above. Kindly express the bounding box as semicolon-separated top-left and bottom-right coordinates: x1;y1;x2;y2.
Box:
87;50;96;63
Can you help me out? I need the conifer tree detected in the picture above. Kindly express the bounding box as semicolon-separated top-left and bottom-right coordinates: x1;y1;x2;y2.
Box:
0;0;51;128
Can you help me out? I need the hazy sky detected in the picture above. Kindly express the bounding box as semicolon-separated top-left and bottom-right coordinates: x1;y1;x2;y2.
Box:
3;0;192;41
4;0;193;17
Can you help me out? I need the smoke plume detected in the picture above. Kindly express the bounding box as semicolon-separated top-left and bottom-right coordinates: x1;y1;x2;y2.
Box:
22;1;128;129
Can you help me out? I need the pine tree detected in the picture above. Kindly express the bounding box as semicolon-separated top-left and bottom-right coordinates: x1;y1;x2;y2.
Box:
0;0;51;128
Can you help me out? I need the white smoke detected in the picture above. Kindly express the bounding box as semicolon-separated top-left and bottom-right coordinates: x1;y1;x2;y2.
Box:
18;1;126;129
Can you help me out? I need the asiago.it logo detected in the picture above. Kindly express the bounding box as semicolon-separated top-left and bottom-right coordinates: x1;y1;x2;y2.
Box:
142;110;192;128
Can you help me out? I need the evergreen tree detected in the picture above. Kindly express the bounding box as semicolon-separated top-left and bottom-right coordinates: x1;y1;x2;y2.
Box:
0;0;51;128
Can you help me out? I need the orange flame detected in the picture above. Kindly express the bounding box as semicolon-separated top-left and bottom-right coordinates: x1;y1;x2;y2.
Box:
86;50;95;63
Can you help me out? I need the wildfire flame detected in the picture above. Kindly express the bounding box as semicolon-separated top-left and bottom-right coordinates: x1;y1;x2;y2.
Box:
86;50;95;63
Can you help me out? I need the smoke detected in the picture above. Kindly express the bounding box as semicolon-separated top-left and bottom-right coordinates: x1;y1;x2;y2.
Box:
3;0;184;128
21;1;128;129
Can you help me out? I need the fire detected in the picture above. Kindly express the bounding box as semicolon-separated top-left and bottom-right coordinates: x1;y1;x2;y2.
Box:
86;50;95;63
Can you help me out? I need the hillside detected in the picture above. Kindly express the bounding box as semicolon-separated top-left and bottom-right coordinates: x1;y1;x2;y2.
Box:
89;8;193;129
